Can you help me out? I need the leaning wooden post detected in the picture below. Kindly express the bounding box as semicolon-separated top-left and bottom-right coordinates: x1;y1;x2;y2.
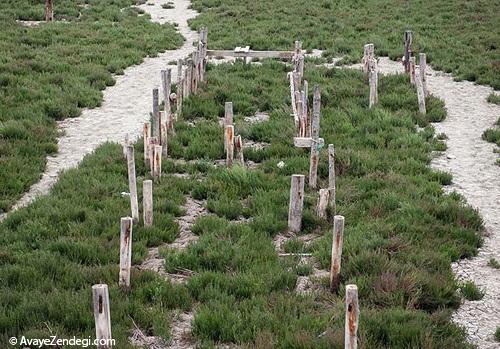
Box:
345;284;359;349
126;146;139;223
176;60;183;116
119;217;133;288
419;53;428;96
225;125;234;167
409;56;416;85
415;69;427;115
143;180;153;227
330;215;344;293
328;144;336;213
403;30;413;73
317;189;330;219
152;88;160;137
92;284;112;349
45;0;54;21
288;174;305;233
153;145;162;181
161;69;171;116
368;59;378;108
309;85;321;188
143;122;151;167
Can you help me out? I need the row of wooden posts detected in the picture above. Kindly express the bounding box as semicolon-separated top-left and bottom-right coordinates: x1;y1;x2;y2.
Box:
90;27;210;349
361;31;428;113
287;43;359;348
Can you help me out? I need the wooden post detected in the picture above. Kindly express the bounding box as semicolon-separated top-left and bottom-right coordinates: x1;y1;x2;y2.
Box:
176;60;183;116
345;284;359;349
185;60;192;97
119;217;133;287
191;53;198;94
159;111;168;157
289;72;298;119
415;69;427;115
309;85;321;188
200;27;208;77
330;215;344;293
234;135;244;165
161;69;171;116
92;284;112;349
126;146;139;223
45;0;54;21
368;59;378;108
296;91;304;137
317;189;330;219
303;80;309;126
147;137;158;172
225;125;234;167
362;43;374;73
153;145;162;181
143;180;153;227
152;88;159;137
224;102;233;151
122;134;129;159
404;30;413;73
409;56;416;85
419;53;428;96
143;122;151;166
328;144;336;213
288;174;305;233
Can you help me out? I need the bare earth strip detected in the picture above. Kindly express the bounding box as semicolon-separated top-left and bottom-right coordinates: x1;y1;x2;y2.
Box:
369;58;500;349
0;0;199;222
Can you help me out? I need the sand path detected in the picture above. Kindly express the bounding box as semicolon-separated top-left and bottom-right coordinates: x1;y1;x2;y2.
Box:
0;0;198;221
371;57;499;348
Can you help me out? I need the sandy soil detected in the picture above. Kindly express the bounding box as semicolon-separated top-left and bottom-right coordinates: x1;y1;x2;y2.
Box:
371;57;500;349
0;0;199;222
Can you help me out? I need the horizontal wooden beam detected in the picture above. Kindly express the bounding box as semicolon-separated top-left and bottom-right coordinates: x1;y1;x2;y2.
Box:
207;50;294;59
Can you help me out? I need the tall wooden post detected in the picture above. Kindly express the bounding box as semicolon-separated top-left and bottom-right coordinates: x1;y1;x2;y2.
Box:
345;284;359;349
288;174;305;233
419;53;428;96
126;146;139;223
45;0;54;21
191;52;198;94
119;217;133;288
224;102;233;151
153;145;162;181
152;88;159;137
143;180;153;227
415;69;427;115
404;30;413;73
161;69;171;116
330;215;345;293
328;144;336;213
143;122;151;167
309;85;321;188
225;125;234;167
92;284;112;349
148;137;158;173
176;60;183;117
159;111;168;157
368;59;378;108
409;56;416;85
317;189;330;219
186;60;192;98
362;43;374;74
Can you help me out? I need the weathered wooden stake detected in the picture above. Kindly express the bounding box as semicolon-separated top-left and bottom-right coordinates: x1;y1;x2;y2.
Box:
153;145;162;181
185;60;192;97
289;72;298;119
362;43;374;73
368;59;378;108
409;56;416;85
317;189;330;219
45;0;54;21
161;69;171;116
328;144;336;213
345;284;360;349
309;85;321;188
92;284;112;349
143;180;153;227
404;30;413;73
119;217;133;287
419;53;428;97
176;60;183;116
152;88;159;137
224;102;233;126
288;174;305;233
225;125;234;167
415;69;427;115
126;146;139;222
143;122;151;166
191;52;198;94
330;215;344;293
159;111;168;157
234;135;244;165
